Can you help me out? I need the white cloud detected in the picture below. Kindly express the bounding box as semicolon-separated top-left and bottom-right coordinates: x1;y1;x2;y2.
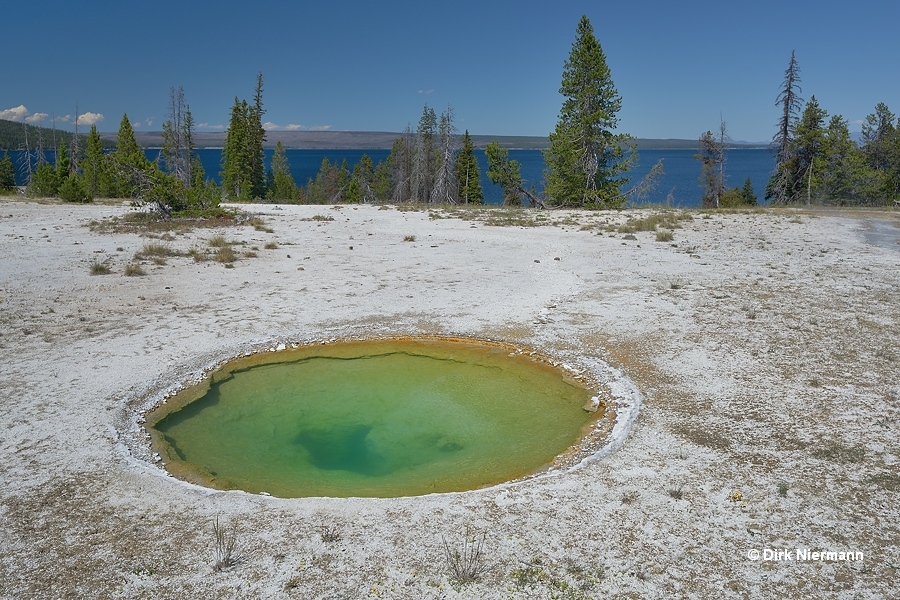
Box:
59;115;72;123
309;125;332;131
263;121;280;131
198;123;225;130
77;112;104;126
285;123;304;131
0;104;31;122
145;118;153;128
25;112;48;123
418;89;434;95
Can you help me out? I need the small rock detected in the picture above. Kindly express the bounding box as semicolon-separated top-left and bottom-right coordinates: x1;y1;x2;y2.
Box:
582;396;601;412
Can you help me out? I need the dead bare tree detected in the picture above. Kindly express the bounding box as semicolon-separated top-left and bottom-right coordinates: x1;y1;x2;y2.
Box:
431;106;459;204
18;121;33;181
69;104;80;174
162;86;193;187
623;159;665;204
391;126;414;203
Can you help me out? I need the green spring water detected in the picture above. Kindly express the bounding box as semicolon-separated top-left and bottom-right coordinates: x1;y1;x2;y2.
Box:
147;339;597;497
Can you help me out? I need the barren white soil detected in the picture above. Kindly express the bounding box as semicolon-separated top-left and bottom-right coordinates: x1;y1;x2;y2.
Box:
0;199;897;599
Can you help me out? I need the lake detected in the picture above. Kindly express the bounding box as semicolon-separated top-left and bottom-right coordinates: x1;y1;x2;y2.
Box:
8;146;776;207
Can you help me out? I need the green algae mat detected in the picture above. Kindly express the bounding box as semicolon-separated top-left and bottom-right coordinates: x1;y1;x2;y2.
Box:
147;338;598;497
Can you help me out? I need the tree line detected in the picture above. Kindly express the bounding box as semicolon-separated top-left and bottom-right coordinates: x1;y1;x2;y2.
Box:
9;17;895;209
769;53;900;206
695;50;899;208
8;16;636;211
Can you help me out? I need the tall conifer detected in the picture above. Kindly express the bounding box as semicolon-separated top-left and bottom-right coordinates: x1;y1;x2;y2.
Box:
544;15;632;208
768;51;803;204
455;130;482;204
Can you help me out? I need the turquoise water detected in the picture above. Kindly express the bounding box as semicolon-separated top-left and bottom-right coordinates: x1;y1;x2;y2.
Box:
148;339;597;497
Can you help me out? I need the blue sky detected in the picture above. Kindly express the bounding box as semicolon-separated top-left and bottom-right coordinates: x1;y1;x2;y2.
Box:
3;1;899;142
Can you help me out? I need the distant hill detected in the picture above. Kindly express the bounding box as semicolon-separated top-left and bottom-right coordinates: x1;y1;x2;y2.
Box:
0;118;116;151
113;130;769;151
2;119;768;152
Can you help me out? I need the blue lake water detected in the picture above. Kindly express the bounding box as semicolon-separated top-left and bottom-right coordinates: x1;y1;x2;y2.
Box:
9;146;776;207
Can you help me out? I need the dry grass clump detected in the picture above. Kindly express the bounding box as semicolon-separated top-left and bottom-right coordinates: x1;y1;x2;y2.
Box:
89;261;110;275
618;211;692;234
214;246;236;264
134;243;182;265
88;210;240;235
124;263;146;276
207;235;229;248
248;216;274;233
188;246;208;262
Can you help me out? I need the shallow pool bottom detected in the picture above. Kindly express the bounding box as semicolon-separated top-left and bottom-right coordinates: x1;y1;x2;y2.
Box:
146;338;600;498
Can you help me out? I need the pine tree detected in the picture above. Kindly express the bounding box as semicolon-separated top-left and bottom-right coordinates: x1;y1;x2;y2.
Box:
221;98;252;199
112;113;154;198
248;72;267;199
412;105;438;202
793;96;827;204
55;141;70;183
58;171;90;203
351;154;376;203
544;15;632;208
373;158;392;202
82;125;109;198
267;141;298;201
769;51;803;204
29;162;60;197
0;151;16;191
220;75;267;200
740;177;757;205
485;142;523;206
114;114;145;168
861;102;895;171
455;130;483;204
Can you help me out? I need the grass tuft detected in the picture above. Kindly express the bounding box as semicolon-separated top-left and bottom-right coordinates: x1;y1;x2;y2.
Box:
442;526;487;585
213;516;239;571
124;263;146;277
320;524;342;543
89;261;110;275
208;235;228;248
668;484;685;500
215;246;236;264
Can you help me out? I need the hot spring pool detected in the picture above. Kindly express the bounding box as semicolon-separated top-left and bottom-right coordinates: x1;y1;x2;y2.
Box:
146;338;600;497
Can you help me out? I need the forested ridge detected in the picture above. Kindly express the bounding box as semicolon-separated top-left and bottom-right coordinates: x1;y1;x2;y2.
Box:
0;119;115;151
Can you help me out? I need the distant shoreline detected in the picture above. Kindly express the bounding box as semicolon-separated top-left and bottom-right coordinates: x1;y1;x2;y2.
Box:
100;129;770;151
